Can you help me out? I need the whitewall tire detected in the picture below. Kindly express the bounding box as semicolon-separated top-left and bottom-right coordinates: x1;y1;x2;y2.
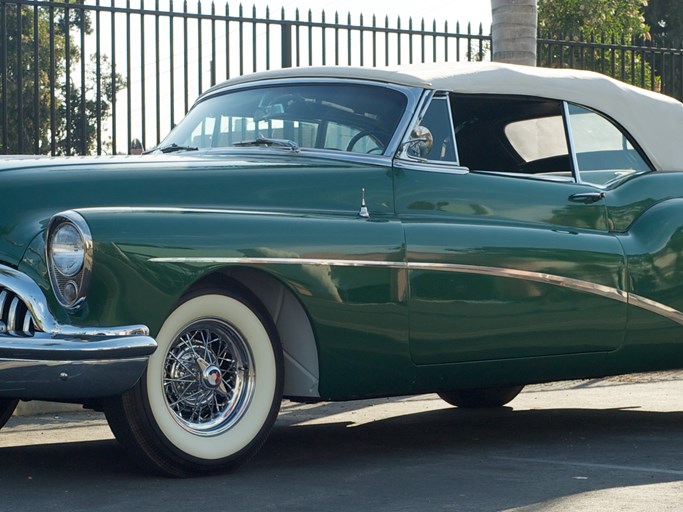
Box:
105;290;283;476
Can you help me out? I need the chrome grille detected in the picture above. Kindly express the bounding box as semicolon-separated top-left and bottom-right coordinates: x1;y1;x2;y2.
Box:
0;288;39;336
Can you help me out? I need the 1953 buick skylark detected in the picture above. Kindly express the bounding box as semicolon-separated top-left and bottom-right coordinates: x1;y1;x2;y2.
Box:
1;62;683;476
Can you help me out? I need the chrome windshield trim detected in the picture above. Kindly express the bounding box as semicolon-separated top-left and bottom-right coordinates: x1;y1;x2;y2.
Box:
0;265;149;337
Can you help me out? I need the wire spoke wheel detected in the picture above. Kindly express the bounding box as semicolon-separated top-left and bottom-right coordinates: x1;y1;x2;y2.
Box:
104;291;283;477
163;321;254;435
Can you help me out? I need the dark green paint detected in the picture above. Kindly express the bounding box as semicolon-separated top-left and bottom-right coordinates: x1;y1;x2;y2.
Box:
4;153;683;400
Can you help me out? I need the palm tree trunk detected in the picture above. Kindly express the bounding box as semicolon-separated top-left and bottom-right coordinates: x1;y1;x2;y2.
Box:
491;0;538;66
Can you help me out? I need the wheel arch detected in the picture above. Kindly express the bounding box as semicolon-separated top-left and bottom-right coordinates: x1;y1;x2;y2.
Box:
186;267;321;400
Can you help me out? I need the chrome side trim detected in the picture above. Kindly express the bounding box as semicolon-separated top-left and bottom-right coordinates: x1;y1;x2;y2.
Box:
149;256;627;303
412;262;629;304
148;256;683;325
149;256;403;268
0;265;149;337
629;293;683;326
75;206;304;217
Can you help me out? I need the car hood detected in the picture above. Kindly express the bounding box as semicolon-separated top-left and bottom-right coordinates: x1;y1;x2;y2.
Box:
0;152;384;266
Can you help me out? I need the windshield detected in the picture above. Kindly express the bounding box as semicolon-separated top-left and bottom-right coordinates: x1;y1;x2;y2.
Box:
159;83;408;154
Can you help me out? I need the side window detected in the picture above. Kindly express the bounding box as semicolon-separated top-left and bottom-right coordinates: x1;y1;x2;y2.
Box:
567;104;651;185
450;94;573;179
408;96;457;162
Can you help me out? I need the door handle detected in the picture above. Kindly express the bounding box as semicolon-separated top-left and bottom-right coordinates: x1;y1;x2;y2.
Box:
569;192;605;204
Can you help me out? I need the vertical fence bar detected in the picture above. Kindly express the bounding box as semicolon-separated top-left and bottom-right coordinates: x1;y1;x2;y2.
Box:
183;0;189;112
397;16;401;65
126;0;131;154
170;0;176;128
432;20;437;63
420;19;425;63
224;2;230;79
17;4;23;153
408;17;413;64
620;34;626;83
384;16;389;66
198;1;204;92
359;14;364;67
140;0;147;150
63;2;71;154
238;3;243;75
0;1;6;153
333;12;339;66
307;9;312;66
155;0;161;145
0;2;4;153
80;4;87;155
281;17;292;68
110;0;117;153
372;15;377;68
96;0;102;154
211;2;217;81
294;8;300;67
251;4;256;73
321;10;327;66
33;3;39;153
347;12;352;65
264;6;270;70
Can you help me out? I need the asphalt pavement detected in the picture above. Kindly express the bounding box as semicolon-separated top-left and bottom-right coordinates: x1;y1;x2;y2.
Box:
2;372;683;512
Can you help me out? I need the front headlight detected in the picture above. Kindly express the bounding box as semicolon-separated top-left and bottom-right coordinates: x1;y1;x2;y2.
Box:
47;211;93;309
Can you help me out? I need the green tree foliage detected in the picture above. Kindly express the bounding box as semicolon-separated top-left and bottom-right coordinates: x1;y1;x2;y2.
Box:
537;0;657;90
538;0;649;37
0;3;122;155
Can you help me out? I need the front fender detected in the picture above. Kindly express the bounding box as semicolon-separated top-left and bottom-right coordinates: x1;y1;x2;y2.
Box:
46;207;413;399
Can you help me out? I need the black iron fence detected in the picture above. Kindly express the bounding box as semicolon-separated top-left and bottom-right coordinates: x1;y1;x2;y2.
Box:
0;0;681;156
538;32;683;102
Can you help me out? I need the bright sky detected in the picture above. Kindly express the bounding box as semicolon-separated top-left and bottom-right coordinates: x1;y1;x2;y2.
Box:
270;0;492;29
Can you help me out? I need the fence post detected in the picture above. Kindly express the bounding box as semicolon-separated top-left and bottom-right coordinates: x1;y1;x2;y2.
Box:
281;23;292;68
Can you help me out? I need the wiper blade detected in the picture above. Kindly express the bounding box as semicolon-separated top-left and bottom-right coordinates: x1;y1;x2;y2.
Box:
233;137;299;152
150;143;199;154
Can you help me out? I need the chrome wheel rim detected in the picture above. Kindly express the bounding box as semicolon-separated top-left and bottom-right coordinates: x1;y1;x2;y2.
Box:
162;319;255;436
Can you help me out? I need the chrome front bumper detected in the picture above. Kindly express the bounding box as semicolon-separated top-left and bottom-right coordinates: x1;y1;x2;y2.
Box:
0;265;157;400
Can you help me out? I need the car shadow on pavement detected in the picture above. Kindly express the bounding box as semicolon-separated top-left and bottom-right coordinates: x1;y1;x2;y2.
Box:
1;405;682;511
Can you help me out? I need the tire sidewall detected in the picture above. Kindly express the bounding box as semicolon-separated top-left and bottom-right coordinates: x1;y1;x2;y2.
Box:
140;292;282;465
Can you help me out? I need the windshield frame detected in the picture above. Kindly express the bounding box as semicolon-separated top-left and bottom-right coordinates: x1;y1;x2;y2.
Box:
156;78;424;159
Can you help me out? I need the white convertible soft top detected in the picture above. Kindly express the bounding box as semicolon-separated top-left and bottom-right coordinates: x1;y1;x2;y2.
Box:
211;62;683;172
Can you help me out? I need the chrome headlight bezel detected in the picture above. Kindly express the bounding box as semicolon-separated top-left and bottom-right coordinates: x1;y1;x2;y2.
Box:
46;211;93;309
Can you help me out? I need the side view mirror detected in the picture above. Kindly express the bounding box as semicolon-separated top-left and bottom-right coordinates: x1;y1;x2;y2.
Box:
401;125;433;159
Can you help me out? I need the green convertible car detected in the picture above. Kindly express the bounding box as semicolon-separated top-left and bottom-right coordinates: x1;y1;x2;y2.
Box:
1;62;683;476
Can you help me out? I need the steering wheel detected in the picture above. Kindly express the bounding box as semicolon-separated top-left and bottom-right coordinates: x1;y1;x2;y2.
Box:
346;130;390;153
